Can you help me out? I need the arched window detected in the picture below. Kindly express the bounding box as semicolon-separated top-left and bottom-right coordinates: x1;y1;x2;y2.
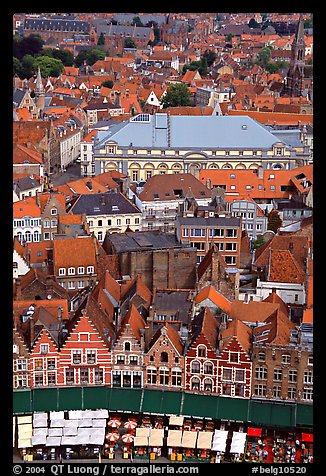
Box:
191;377;200;390
204;362;213;375
191;361;200;373
197;346;206;358
204;378;212;391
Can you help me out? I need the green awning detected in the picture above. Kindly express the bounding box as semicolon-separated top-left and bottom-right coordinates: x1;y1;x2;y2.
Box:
296;404;313;428
83;386;109;410
249;400;272;426
160;391;182;415
13;389;32;414
33;388;58;412
182;393;218;419
141;389;164;413
270;404;295;427
57;387;83;411
217;396;249;421
109;388;143;412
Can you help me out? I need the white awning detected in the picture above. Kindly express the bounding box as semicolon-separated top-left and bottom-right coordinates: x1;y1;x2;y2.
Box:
61;436;78;445
18;423;33;437
18;437;32;448
45;436;62;447
149;428;164;446
89;429;105;445
33;412;48;427
93;419;106;428
92;409;109;419
211;430;229;452
181;431;198;449
50;419;65;428
76;428;92;444
136;427;151;437
230;432;247;454
17;415;32;425
79;418;93;427
32;434;47;446
167;430;183;447
169;415;184;426
50;411;65;420
196;431;213;449
33;428;48;437
48;428;63;437
64;420;80;428
133;436;149;446
68;410;83;420
63;426;78;436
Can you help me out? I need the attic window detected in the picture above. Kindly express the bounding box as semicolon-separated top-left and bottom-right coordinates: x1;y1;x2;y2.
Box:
200;191;206;196
230;174;236;179
173;189;182;198
241;125;247;130
153;193;159;199
165;192;170;196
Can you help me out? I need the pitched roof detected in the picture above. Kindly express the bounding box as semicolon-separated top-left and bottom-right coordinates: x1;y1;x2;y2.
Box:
268;249;306;283
195;285;232;314
53;236;97;269
139;173;211;201
254;235;309;271
220;318;252;353
190;306;219;349
119;304;147;342
149;322;183;355
13;197;40;218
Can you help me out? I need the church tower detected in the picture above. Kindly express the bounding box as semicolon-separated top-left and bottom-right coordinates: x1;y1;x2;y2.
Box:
283;14;306;97
34;66;45;116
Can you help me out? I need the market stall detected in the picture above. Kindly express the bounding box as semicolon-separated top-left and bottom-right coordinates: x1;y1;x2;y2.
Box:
167;429;183;461
196;431;213;462
181;429;198;461
300;432;313;463
211;429;229;463
121;433;135;459
245;427;263;462
17;415;33;460
230;431;247;462
169;415;184;428
148;428;164;460
133;435;149;460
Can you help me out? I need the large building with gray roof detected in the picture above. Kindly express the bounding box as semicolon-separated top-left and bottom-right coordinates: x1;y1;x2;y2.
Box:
92;113;309;182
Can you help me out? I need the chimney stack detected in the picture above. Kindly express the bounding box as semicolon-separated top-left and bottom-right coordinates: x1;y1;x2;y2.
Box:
15;278;22;300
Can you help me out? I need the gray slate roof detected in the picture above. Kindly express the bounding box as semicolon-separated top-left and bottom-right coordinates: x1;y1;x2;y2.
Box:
106;231;186;253
13;176;41;193
176;216;241;227
24;18;90;32
94;114;285;150
69;192;141;216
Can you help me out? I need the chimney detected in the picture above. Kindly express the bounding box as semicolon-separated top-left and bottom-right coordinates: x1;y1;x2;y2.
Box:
46;276;54;298
101;194;106;206
289;240;294;252
139;328;146;351
29;315;35;348
15;278;22;300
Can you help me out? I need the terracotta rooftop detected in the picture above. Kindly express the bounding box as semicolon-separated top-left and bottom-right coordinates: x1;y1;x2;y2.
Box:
220;318;252;353
195;285;232;314
53;236;97;269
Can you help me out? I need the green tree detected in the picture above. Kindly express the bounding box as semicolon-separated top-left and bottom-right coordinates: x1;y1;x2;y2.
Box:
252;235;265;250
249;18;260;29
124;38;137;49
97;32;105;45
267;209;282;233
42;48;74;66
20;54;35;79
13;34;44;60
101;79;114;88
256;46;272;68
74;48;106;67
203;49;217;67
33;56;64;77
13;57;23;77
161;83;192;108
132;16;143;27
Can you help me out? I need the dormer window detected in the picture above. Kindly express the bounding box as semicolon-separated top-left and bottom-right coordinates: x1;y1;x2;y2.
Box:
59;268;66;276
87;266;94;274
68;267;75;275
51;208;57;215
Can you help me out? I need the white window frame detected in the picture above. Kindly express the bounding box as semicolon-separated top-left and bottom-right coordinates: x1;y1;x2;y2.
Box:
58;268;66;276
78;266;84;275
68;267;75;275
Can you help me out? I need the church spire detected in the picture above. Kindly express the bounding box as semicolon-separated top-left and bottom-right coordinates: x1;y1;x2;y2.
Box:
282;14;306;97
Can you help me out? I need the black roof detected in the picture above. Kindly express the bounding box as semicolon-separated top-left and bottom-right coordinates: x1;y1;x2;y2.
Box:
24;18;90;32
105;230;190;253
69;192;141;216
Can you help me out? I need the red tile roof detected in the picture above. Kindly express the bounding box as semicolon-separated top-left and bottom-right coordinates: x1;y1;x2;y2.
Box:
195;285;232;314
53;236;97;269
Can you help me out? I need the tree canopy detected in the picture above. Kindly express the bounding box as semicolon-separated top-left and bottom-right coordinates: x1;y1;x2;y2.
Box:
160;83;192;108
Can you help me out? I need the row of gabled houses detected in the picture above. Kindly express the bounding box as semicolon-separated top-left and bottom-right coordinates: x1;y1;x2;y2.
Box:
13;235;313;405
